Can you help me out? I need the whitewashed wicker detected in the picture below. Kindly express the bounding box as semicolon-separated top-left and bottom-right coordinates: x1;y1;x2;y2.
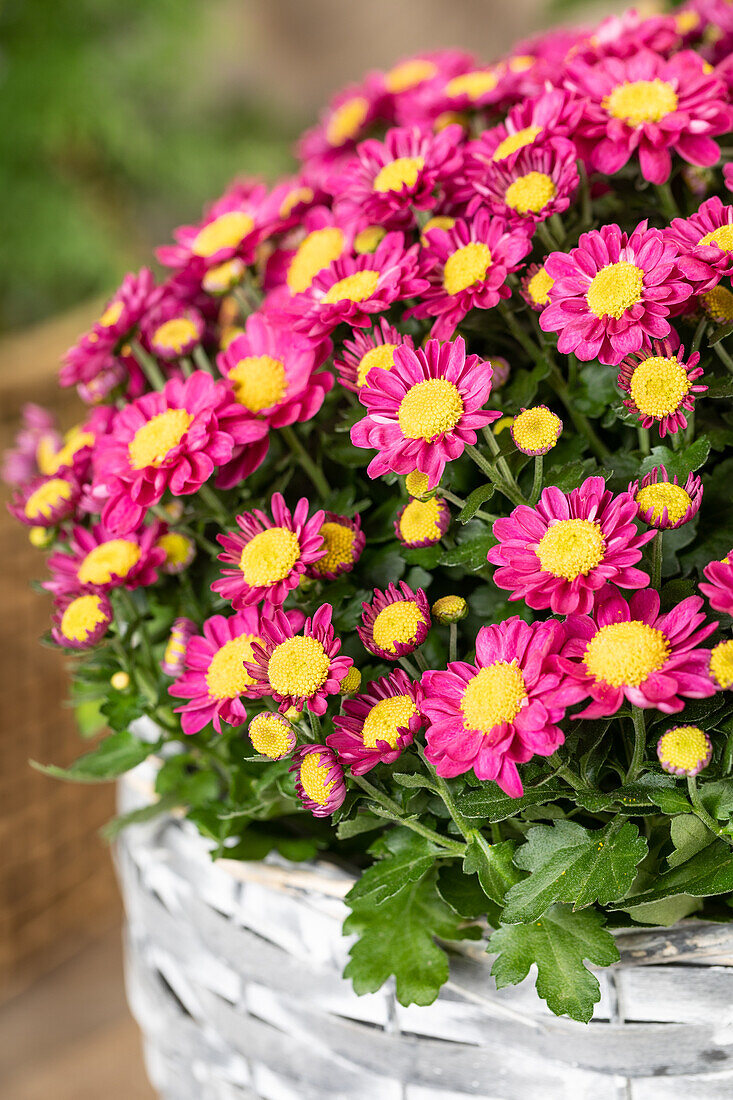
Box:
117;762;733;1100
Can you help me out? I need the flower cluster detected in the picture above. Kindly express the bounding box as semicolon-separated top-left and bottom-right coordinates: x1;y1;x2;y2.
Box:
8;0;733;1027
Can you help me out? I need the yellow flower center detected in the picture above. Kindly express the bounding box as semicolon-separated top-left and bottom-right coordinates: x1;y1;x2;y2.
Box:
432;594;467;622
584;620;670;687
192;211;255;258
287;227;345;294
340;666;362;693
676;10;700;34
461;661;527;733
508;54;534;73
202;258;245;295
239;527;300;587
373;156;425;193
443;242;492;294
60;594;108;642
398;497;444;543
504;171;557;215
24;477;74;520
536;519;605;580
421;215;456;243
205;634;260;699
310;521;357;575
492;125;542;162
326;96;369;146
299;749;336;805
446;70;498;101
322;269;380;305
279;186;314;218
361;695;417;749
658;726;709;772
156;532;193;569
99;300;124;327
710;640;733;689
405;470;430;497
385;58;437;93
701;284;733;323
527;266;554;306
249;713;293;758
629;356;690;417
604;79;679;126
636;482;691;525
356;343;398;388
38;429;95;476
398;378;464;440
152;318;199;354
372;600;426;654
128;409;194;470
354;225;387;253
512;407;562;452
163;628;188;670
268;636;330;698
698;224;733;252
228;355;287;412
586;261;644;320
77;539;141;585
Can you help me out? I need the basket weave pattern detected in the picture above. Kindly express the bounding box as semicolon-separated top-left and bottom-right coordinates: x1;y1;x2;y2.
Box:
117;767;733;1100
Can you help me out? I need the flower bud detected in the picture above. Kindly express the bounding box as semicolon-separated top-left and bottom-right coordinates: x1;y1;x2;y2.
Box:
432;595;468;623
340;667;362;695
657;725;712;777
110;671;130;691
161;617;197;677
249;712;297;760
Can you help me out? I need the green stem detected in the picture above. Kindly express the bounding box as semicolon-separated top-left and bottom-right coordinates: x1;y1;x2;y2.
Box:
308;709;322;742
398;655;420;678
637;426;650;456
351;774;465;854
651;530;663;590
548;364;610;463
117;589;157;681
280;424;331;498
464;444;525;507
626;706;647;783
180;357;194;378
131;340;166;390
690;316;707;357
687;776;733;847
713;340;733;376
483;426;519;489
530;454;544;505
198;482;229;526
655;181;680;221
549;753;587;792
192;345;215;376
449;622;458;664
414;648;429;673
498;301;546;363
440;487;497;523
578;162;592;228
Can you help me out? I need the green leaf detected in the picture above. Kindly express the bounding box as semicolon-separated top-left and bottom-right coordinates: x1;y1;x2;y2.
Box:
402;545;442;569
30;730;154;783
668;814;715;868
440;533;495;570
100;793;179;840
456;782;568;821
545;458;597;493
705;376;733;399
640;436;710;481
489;904;619;1023
437;863;493;919
336;812;384;839
100;693;145;734
344;870;479;1006
502;820;647;923
609;839;733;908
463;836;522;904
622;895;703;926
458;483;495;523
574;363;620;418
345;829;445;907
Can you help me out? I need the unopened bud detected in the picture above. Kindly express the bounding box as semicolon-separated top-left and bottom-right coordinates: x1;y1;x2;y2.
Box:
432;595;468;624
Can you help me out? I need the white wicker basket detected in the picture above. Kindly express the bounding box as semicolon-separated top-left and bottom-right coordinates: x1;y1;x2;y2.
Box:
117;764;733;1100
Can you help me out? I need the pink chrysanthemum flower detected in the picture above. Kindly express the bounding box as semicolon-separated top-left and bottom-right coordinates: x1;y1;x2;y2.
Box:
93;371;261;533
657;724;712;777
630;466;703;530
710;638;733;691
169;606;302;735
409;211;532;340
290;232;427;338
156;180;279;279
289;745;346;817
540;222;691;366
306;512;365;580
488;476;654;615
155;530;196;575
248;711;297;760
358;581;431;661
510;406;563;456
462;87;584;174
297;79;383;166
60;269;159;388
469;138;579;226
699;551;733;616
618;339;705;437
327;669;424;775
400;64;520;128
421;617;568;797
44;522;165;597
520;263;555;313
246;604;352;716
382;50;475;112
351;336;501;488
212;493;325;610
161;617;198;677
266;206;354;298
564;49;733;184
665;197;733;293
8;472;81;528
557;588;717;718
335;124;464;226
395;495;450;548
141;296;205;361
51;593;113;650
2;404;62;488
334;318;414;393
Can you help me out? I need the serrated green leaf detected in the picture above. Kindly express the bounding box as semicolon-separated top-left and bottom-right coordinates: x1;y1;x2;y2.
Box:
545;458;597;493
392;772;438;791
463;835;522;904
345;829;445;907
502;820;647;923
100;793;179;840
456;782;568;821
440;533;495;570
30;730;154;783
336;811;384;839
640;436;710;480
437;862;492;919
344;870;480;1006
458;483;495;523
489;904;619;1023
668;815;714;868
609;839;733;908
705;376;733;399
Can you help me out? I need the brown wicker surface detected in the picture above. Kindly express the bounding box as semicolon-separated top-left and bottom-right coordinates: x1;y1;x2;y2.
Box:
0;302;121;998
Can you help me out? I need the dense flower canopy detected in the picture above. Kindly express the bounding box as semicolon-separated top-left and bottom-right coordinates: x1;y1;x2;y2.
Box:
9;0;733;1027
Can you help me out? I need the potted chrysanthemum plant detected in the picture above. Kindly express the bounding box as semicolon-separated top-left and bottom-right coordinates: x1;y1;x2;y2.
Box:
8;2;733;1094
